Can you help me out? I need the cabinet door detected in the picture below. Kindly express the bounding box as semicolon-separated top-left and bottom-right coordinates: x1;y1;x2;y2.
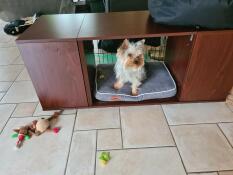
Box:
180;31;233;101
17;41;88;109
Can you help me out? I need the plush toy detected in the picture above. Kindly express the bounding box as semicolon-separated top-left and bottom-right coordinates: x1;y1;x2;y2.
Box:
34;110;62;136
12;110;63;148
12;120;37;148
99;152;111;167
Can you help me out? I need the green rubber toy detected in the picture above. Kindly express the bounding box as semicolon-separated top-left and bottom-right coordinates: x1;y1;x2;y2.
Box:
99;152;111;166
11;133;18;138
11;133;30;140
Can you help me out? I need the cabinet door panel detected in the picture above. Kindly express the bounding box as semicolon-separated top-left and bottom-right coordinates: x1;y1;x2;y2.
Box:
180;31;233;101
17;41;88;109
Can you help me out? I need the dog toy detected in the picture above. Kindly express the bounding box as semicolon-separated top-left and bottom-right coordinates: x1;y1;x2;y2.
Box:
12;110;63;148
99;152;111;167
34;110;63;136
12;125;34;148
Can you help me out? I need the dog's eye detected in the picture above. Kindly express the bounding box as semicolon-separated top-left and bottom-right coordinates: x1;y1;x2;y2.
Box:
128;53;132;57
137;54;142;58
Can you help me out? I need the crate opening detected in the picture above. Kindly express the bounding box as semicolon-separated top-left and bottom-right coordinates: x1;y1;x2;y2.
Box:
83;37;178;103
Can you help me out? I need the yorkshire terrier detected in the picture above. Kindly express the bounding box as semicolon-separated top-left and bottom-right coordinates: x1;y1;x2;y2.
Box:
113;39;146;96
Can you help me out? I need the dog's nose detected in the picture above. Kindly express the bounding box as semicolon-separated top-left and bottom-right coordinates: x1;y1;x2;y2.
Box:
134;60;139;64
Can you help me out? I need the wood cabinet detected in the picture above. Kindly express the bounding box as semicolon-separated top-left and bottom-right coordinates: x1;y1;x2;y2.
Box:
16;14;88;109
16;11;233;109
17;41;88;109
180;31;233;101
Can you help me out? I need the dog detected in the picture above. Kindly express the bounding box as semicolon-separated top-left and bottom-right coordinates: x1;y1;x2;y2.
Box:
113;39;146;96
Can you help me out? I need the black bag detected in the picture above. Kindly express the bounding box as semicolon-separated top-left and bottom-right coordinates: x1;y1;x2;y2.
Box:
148;0;233;29
98;38;161;53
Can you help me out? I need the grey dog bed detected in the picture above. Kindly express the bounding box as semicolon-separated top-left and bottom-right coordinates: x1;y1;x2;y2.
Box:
95;62;176;101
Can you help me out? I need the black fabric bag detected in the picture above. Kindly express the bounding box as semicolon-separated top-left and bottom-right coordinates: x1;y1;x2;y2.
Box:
148;0;233;29
98;38;161;53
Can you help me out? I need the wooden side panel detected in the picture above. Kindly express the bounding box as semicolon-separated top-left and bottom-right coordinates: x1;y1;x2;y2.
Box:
17;41;88;109
166;35;194;94
180;31;233;101
77;41;93;106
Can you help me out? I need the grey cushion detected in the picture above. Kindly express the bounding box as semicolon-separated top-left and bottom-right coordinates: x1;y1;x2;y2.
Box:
95;61;177;101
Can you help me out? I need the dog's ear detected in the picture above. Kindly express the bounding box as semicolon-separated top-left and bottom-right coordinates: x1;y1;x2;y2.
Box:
136;39;145;46
136;39;145;50
13;128;20;133
121;39;130;50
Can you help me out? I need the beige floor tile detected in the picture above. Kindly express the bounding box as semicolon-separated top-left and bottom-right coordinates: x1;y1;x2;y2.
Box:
33;103;76;116
0;115;75;175
96;147;186;175
226;104;233;112
0;81;12;92
0;65;24;81
12;56;24;65
219;171;233;175
0;32;13;43
12;102;38;117
66;131;96;175
0;47;20;65
1;81;38;103
171;124;233;172
188;173;218;175
16;67;31;81
163;102;233;125
0;92;5;100
120;105;174;148
219;123;233;147
0;32;16;48
75;107;120;130
0;104;16;132
97;129;122;150
0;41;17;48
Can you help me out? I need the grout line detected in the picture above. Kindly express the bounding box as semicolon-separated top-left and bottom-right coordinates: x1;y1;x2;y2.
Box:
218;170;233;174
96;145;176;152
63;110;78;175
32;102;40;116
0;65;23;134
10;114;76;119
226;104;233;113
119;107;124;149
94;129;98;175
188;170;222;174
30;102;39;118
161;105;188;174
10;102;38;119
14;80;32;82
0;101;39;105
74;127;121;132
0;103;17;135
169;121;233;127
0;81;17;83
217;123;233;148
0;65;24;103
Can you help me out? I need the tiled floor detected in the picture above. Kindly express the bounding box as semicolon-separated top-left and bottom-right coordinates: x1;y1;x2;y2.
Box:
0;19;233;175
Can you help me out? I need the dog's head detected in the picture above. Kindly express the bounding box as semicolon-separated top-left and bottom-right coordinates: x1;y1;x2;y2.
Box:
117;39;145;69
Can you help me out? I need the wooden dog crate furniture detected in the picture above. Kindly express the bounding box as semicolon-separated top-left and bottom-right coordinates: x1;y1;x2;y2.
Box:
16;11;233;110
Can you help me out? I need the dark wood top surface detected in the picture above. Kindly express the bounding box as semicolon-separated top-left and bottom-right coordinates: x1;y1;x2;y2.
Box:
17;11;199;43
17;14;85;43
77;11;196;40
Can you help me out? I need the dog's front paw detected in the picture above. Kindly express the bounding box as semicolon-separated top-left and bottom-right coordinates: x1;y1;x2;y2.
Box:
113;81;123;90
131;89;139;96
